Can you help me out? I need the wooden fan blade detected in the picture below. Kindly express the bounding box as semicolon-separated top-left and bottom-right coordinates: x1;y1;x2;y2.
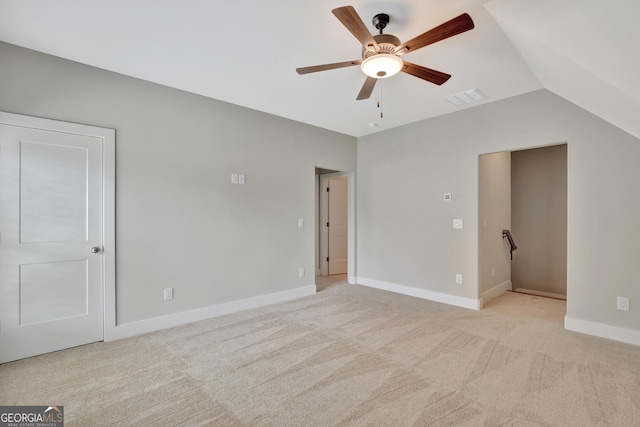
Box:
393;13;474;56
296;60;362;75
401;62;451;85
332;6;379;53
356;76;377;100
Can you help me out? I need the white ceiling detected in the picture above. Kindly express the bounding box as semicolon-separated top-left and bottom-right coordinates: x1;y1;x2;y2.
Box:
0;0;638;138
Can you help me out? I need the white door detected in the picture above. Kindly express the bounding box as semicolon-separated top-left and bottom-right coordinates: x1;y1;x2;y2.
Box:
328;177;348;275
0;117;105;363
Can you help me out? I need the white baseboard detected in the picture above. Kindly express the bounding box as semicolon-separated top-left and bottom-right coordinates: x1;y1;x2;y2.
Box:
479;280;512;308
565;316;640;347
356;277;481;310
104;285;316;341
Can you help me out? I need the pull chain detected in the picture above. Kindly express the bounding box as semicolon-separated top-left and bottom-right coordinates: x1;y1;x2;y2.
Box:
377;86;383;119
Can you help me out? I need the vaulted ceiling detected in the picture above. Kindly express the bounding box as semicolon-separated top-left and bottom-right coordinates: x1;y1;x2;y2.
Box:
0;0;638;138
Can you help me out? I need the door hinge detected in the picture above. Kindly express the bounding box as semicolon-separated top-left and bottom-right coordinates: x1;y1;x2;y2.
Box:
326;257;330;262
326;222;329;227
326;187;330;192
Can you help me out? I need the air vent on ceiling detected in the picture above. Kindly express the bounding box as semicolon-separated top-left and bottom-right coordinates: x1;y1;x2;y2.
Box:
445;88;487;106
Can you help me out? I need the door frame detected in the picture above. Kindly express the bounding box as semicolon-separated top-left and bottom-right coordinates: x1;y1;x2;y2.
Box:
0;111;116;341
316;171;356;282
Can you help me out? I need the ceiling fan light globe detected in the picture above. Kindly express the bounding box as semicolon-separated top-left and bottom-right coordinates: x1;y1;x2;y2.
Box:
361;54;403;79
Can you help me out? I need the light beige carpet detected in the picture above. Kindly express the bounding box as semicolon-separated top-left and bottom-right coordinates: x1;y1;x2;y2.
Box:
2;284;640;426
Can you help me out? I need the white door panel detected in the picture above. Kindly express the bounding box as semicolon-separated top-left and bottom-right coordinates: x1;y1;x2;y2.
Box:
0;122;104;363
20;140;91;243
20;260;89;325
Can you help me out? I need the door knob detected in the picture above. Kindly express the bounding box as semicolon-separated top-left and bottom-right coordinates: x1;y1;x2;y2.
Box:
90;246;101;253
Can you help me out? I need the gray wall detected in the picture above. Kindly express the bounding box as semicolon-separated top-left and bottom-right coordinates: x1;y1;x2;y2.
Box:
512;145;567;295
478;152;511;296
3;41;640;341
0;42;357;324
358;89;640;333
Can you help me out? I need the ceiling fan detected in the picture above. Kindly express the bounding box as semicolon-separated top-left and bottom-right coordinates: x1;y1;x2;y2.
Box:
296;6;474;100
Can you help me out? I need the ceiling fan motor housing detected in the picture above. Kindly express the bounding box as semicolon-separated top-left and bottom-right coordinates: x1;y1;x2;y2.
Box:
362;33;401;58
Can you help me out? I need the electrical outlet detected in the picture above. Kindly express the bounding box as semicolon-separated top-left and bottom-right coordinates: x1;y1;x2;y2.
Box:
456;274;463;285
453;219;463;229
617;297;629;312
164;288;173;301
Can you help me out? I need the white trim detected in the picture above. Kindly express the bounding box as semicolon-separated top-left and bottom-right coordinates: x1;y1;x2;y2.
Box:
480;280;512;308
104;285;316;341
356;277;481;310
102;127;116;345
319;174;330;276
565;316;640;347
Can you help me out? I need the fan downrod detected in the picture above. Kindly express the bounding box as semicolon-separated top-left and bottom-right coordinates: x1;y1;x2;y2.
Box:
372;13;390;34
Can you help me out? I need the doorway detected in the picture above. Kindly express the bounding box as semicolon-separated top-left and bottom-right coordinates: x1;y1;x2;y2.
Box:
314;169;355;286
478;144;567;305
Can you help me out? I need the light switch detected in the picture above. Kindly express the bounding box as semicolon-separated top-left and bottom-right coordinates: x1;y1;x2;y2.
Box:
617;297;630;311
453;219;463;229
231;173;238;184
298;219;304;228
238;174;245;184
